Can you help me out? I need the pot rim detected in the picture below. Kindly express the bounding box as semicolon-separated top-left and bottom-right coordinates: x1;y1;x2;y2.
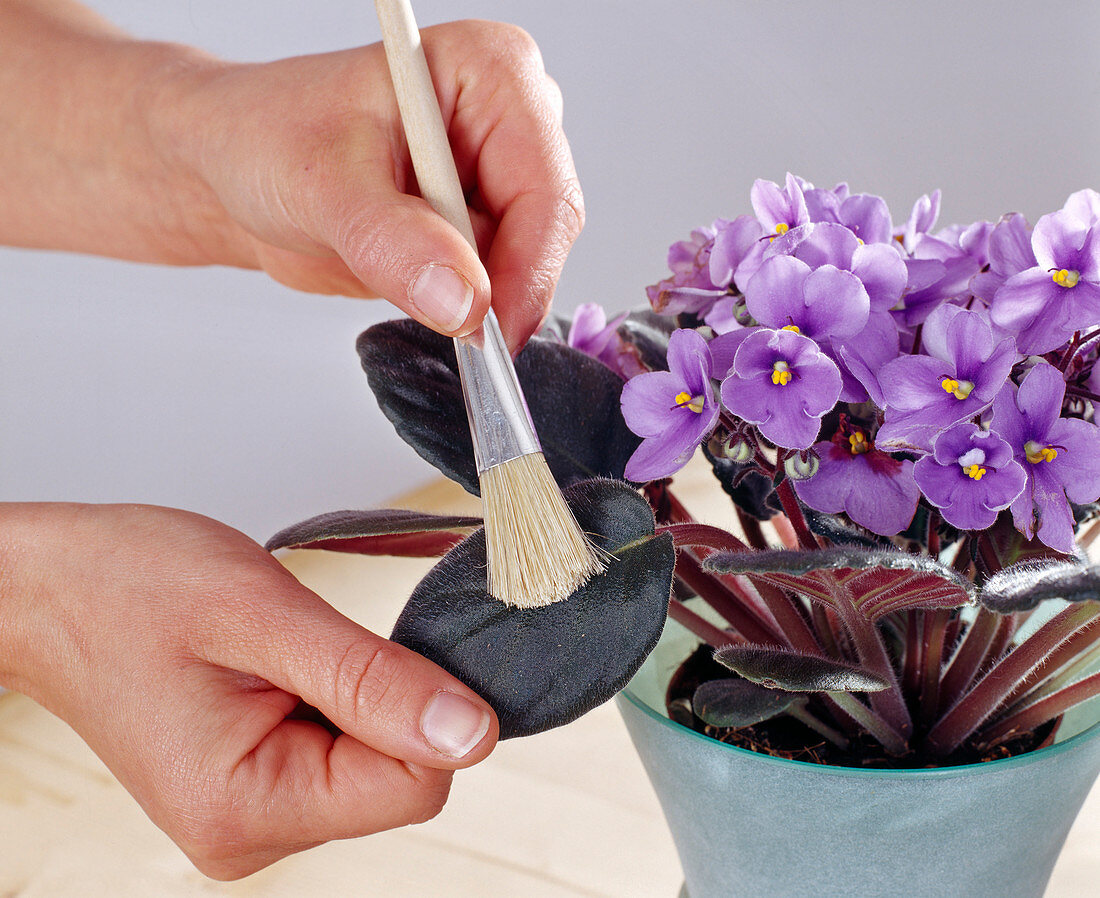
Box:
617;682;1100;779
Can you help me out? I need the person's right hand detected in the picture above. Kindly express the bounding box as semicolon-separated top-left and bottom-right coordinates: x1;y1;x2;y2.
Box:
148;19;582;352
0;502;498;879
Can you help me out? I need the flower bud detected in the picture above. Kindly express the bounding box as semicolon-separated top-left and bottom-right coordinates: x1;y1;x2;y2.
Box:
721;435;755;463
784;451;820;481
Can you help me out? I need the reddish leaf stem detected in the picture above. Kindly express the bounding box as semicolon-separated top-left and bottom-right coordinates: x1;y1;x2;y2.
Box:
675;551;786;646
937;608;1002;714
977;670;1100;747
668;598;739;649
925;603;1100;756
775;477;818;550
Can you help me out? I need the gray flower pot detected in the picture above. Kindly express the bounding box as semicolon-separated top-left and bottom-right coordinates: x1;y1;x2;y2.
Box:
616;616;1100;898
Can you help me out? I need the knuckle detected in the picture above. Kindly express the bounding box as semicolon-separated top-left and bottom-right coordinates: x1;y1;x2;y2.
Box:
556;177;586;239
482;22;543;72
334;639;407;727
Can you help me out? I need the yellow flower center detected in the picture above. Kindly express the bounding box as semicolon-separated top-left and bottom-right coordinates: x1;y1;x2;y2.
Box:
775;222;789;235
941;377;975;400
1024;440;1058;464
963;464;987;481
781;324;800;334
848;431;871;455
771;360;793;386
674;390;706;413
1052;268;1081;288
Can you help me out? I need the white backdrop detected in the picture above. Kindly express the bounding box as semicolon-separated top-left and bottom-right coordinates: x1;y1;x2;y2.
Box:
2;1;1097;540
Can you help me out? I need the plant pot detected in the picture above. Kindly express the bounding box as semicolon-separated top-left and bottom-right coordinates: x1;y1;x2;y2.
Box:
616;614;1100;898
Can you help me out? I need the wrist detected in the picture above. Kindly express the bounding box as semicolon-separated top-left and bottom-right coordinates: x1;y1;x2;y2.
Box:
129;44;260;268
0;503;53;698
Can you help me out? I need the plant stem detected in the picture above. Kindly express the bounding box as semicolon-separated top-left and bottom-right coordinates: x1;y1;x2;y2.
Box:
937;608;1002;714
924;603;1100;756
827;579;913;738
917;610;950;731
659;522;751;555
828;692;908;756
668;597;738;649
675;551;786;646
735;507;770;550
741;575;822;655
976;670;1100;747
788;703;850;751
775;477;818;550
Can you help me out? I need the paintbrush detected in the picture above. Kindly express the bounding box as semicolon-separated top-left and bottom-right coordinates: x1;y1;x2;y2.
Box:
373;0;605;607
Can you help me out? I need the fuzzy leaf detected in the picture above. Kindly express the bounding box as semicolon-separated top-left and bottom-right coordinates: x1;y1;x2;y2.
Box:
615;308;675;373
265;508;481;557
979;560;1100;612
691;677;799;728
357;320;640;495
803;507;890;550
714;644;890;693
704;547;973;620
702;442;779;521
390;479;675;738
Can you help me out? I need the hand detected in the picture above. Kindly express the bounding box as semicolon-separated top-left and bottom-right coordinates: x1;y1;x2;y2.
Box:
152;20;582;351
0;502;498;879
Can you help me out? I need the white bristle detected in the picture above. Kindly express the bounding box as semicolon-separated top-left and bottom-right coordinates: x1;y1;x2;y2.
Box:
480;453;607;608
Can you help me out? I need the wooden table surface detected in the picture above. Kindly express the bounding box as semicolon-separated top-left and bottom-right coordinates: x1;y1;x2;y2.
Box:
1;464;1098;896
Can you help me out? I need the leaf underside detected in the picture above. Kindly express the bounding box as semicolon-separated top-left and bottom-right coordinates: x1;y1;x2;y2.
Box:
265;508;481;557
390;478;676;738
705;547;974;620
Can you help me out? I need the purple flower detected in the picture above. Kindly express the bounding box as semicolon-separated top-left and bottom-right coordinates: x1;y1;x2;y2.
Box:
751;173;810;237
804;185;894;245
989;191;1100;353
763;221;907;314
708;215;765;291
877;305;1017;452
646;225;726;316
970;213;1036;305
990;362;1100;553
793;422;920;536
897;190;942;252
743;254;870;340
621;328;719;481
913;423;1027;531
896;225;989;327
720;328;842;450
567;303;627;372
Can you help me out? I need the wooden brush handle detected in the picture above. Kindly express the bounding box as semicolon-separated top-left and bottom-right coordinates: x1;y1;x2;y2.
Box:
374;0;477;248
374;0;540;472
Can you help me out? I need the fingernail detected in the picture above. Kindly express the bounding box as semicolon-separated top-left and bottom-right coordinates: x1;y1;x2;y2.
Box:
420;691;491;759
411;265;474;333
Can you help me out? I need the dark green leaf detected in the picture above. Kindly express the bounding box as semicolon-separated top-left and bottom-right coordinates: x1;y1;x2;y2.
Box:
390;479;675;738
979;560;1100;612
357;320;640;495
691;677;799;728
265;508;482;557
714;644;890;693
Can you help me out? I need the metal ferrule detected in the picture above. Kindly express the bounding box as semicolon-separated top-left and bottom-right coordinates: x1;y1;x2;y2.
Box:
454;309;541;473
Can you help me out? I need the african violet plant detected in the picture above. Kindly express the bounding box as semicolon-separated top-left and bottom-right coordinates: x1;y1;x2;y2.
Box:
270;174;1100;767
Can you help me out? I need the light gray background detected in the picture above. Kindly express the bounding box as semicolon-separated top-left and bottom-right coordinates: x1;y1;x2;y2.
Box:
2;1;1097;540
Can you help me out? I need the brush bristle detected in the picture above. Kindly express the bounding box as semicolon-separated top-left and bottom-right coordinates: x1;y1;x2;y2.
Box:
480;453;607;608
